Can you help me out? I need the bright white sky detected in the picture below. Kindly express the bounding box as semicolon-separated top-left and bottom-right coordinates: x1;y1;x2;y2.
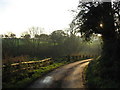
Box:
0;0;79;37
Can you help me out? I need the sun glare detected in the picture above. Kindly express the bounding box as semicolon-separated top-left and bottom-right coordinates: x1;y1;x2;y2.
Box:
100;23;103;28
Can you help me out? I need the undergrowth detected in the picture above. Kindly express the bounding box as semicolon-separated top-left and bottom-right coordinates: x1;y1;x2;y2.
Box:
85;57;120;88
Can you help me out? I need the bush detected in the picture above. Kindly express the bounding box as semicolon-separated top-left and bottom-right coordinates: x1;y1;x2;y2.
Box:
85;57;120;88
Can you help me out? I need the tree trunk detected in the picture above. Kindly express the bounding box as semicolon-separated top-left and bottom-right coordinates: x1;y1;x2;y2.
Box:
99;2;119;79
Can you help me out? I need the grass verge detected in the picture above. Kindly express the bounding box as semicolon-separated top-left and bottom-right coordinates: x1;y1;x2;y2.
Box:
3;62;67;88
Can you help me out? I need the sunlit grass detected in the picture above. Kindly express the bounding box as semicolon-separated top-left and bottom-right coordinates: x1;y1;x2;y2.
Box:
3;62;66;88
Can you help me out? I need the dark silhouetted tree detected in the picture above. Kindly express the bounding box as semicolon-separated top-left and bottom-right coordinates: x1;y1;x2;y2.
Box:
73;1;120;83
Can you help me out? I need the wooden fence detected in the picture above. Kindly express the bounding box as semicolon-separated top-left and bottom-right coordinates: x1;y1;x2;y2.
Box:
3;55;98;73
65;54;99;61
2;58;53;83
3;58;53;73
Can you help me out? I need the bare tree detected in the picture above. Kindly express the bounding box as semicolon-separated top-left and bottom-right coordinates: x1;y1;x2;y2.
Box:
28;27;44;38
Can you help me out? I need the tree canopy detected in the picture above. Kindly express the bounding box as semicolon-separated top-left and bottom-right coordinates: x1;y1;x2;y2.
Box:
73;1;120;40
73;1;120;86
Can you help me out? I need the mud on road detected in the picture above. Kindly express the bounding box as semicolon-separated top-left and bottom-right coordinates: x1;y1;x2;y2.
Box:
27;59;92;88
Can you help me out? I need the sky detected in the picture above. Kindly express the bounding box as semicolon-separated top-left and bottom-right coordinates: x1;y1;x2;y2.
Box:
0;0;79;37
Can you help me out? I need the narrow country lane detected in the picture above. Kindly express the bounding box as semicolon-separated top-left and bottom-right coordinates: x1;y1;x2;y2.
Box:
27;59;92;88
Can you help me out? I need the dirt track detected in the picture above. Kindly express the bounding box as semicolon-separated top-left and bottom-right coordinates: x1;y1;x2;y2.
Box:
27;59;92;88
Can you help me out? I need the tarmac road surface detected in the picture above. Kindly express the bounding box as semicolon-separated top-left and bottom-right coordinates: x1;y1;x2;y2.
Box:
27;59;92;88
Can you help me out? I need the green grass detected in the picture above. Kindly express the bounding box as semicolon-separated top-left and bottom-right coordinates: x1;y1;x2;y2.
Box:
3;62;66;88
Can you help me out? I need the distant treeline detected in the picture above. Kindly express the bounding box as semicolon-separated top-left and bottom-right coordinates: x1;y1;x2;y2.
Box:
2;30;102;60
